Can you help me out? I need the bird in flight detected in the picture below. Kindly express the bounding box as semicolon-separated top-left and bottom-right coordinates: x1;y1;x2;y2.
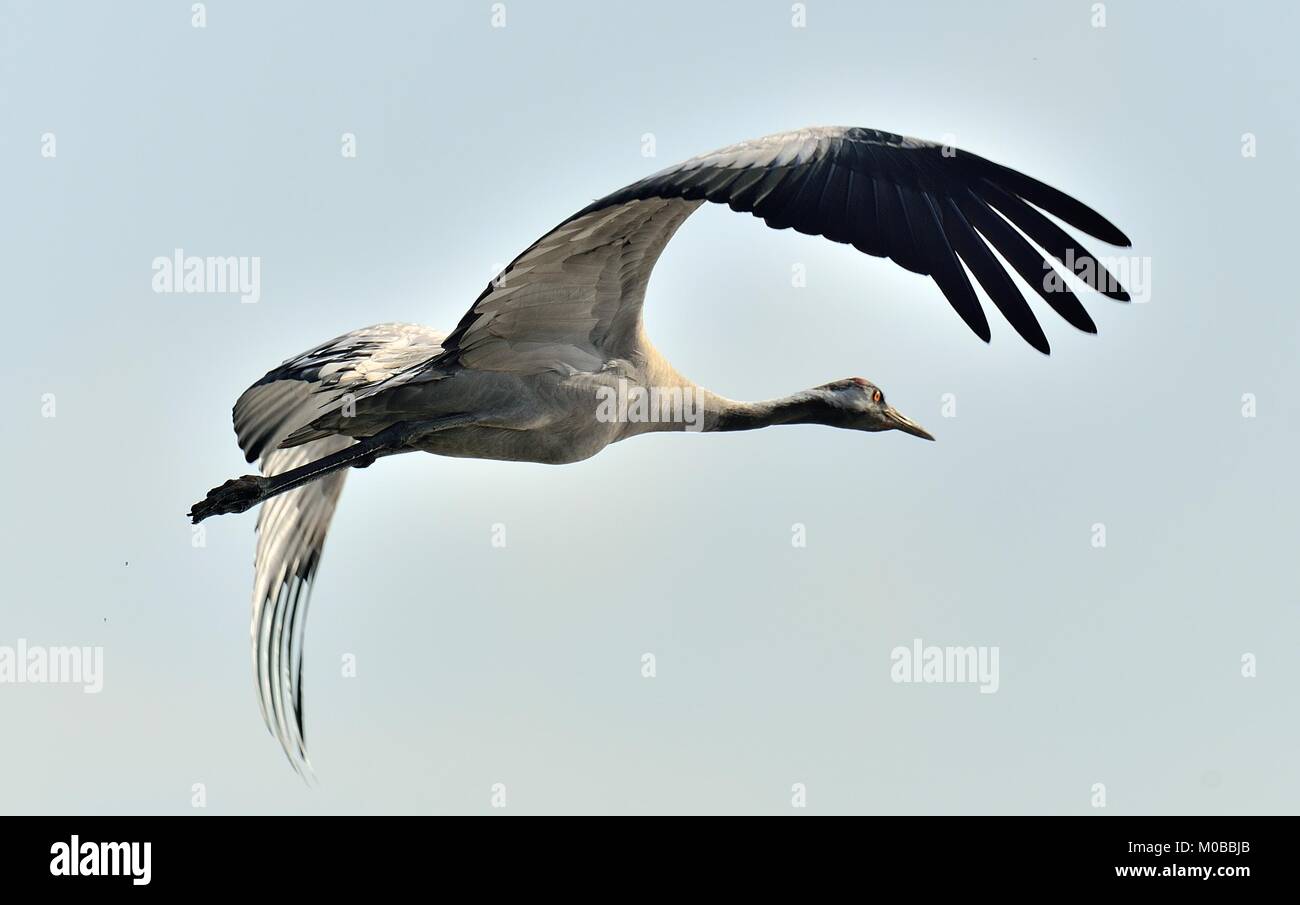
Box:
189;126;1132;773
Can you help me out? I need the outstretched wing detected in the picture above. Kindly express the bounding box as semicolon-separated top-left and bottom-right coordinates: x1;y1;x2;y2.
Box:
231;322;446;774
429;125;1131;372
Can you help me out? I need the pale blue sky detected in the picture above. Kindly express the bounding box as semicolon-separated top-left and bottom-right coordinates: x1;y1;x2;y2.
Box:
1;0;1297;814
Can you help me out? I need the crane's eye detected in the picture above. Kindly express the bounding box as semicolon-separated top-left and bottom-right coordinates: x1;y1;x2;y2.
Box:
871;389;883;404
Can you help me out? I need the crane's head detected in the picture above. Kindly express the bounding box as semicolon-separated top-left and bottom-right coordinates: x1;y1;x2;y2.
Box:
815;377;935;440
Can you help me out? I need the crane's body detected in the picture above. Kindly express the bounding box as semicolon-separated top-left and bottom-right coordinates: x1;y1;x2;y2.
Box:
302;333;701;466
189;126;1133;774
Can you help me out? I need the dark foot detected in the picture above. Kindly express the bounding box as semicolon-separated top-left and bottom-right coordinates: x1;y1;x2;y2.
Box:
188;474;269;523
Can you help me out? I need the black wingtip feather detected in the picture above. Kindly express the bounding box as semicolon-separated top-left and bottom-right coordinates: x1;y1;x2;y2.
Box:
938;197;1052;353
977;179;1131;303
971;154;1132;247
909;190;991;344
955;191;1100;337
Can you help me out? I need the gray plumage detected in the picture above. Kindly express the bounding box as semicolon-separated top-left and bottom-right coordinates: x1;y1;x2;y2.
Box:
192;126;1133;773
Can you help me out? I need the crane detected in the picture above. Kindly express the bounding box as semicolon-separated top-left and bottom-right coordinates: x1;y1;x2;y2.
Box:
188;126;1132;773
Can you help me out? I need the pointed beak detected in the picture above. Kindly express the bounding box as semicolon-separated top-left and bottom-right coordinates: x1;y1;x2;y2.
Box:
884;405;936;441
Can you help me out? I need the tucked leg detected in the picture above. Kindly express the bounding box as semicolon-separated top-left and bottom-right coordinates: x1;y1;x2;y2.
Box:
189;414;478;523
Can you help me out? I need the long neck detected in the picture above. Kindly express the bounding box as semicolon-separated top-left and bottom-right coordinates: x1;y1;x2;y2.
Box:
705;390;830;432
625;337;832;434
